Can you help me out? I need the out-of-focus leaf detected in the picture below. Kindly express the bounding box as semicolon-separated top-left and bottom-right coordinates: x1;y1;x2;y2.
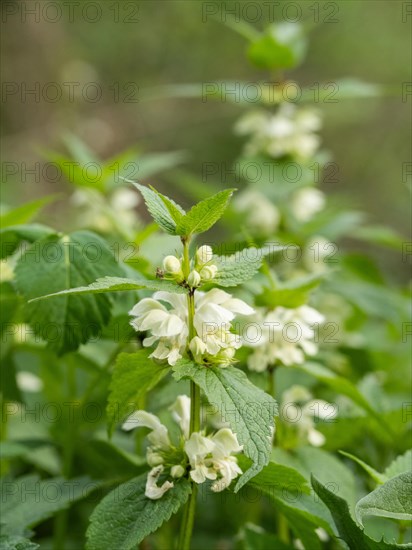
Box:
248;23;307;70
15;231;124;355
0;224;56;259
107;351;169;435
312;476;412;549
355;472;412;525
384;450;412;479
256;273;325;308
0;196;60;228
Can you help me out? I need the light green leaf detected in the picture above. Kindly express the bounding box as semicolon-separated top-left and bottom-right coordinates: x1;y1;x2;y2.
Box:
14;231;124;354
312;476;412;550
0;475;99;536
355;472;412;525
128;181;177;234
248;22;307;70
150;185;185;224
384;450;412;479
175;188;236;236
28;276;186;303
212;246;285;287
107;351;170;435
86;474;191;550
339;451;387;485
0;534;39;550
0;224;56;259
0;195;60;228
172;361;277;491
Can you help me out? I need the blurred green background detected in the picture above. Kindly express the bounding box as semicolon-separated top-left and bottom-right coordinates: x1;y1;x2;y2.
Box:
1;0;411;256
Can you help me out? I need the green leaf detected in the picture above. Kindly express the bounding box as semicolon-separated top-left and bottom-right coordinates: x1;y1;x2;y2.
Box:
0;196;60;228
107;351;170;435
212;246;285;287
150;186;185;224
0;224;56;259
238;456;310;496
0;534;39;550
339;451;387;485
0;475;98;536
172;361;277;491
28;276;187;303
355;472;412;525
256;273;325;308
248;23;307;70
14;231;124;354
384;450;412;479
79;439;146;479
312;476;411;549
175;189;236;236
86;474;191;550
128;181;178;234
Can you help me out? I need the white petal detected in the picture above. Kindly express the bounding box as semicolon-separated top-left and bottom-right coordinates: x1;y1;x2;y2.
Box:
145;466;174;500
129;298;166;317
221;297;255;316
170;395;191;438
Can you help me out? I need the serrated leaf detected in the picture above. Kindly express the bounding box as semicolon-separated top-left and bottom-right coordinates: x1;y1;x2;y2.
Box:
256;273;325;308
339;451;387;485
14;231;124;355
172;361;277;491
0;196;60;228
355;472;412;525
127;181;177;234
150;186;185;225
175;188;235;236
0;224;56;259
86;474;191;550
107;351;170;435
212;247;265;287
28;276;187;303
312;476;412;550
0;475;98;536
384;450;412;479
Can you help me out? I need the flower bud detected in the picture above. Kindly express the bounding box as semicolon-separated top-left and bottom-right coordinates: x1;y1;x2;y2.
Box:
171;465;185;478
163;255;182;275
147;448;164;467
199;264;217;281
196;245;213;266
189;336;207;359
187;270;201;288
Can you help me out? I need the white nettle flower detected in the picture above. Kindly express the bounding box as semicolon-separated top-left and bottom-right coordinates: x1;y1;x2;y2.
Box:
235;103;322;160
123;396;243;499
130;289;254;366
145;465;174;500
245;305;325;371
281;385;337;447
291;187;325;223
233;189;280;235
185;428;243;492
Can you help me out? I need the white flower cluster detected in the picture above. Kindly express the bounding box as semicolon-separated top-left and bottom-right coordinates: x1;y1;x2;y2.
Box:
233;189;280;235
245;305;325;371
281;385;337;447
235;103;322;160
123;396;243;499
130;288;254;367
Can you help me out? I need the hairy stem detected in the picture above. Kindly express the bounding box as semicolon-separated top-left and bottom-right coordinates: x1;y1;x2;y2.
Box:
177;237;200;550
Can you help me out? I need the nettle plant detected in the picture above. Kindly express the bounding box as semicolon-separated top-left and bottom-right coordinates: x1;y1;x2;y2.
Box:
26;184;281;549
